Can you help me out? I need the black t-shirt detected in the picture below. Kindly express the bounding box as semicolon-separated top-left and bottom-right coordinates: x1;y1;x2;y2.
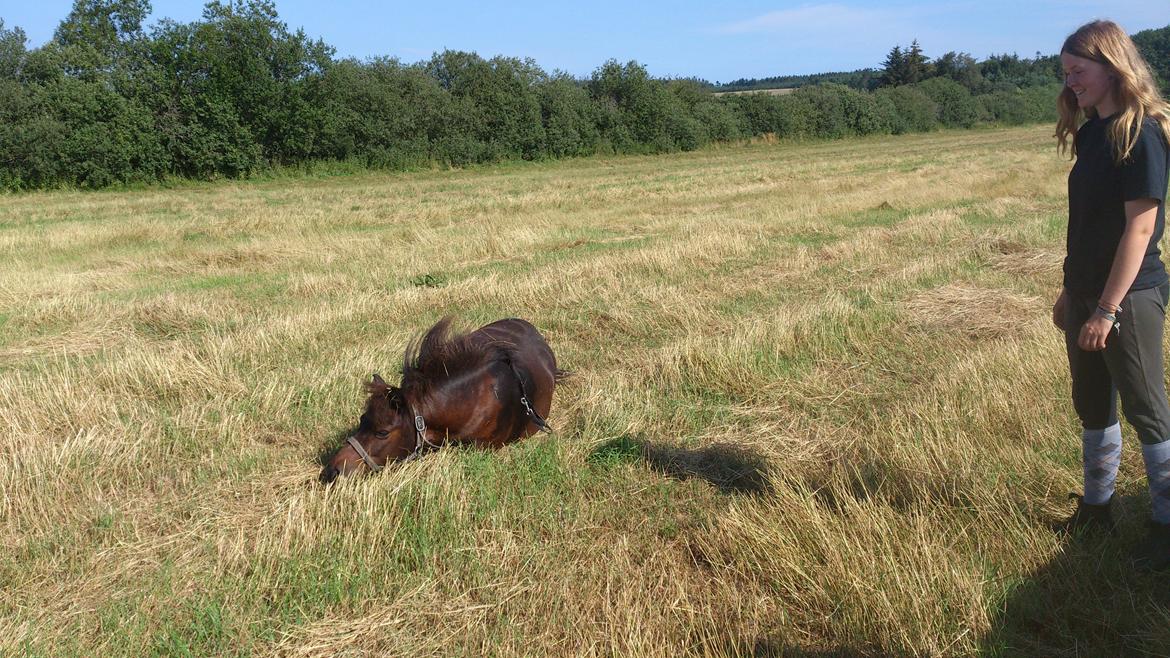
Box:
1064;115;1170;297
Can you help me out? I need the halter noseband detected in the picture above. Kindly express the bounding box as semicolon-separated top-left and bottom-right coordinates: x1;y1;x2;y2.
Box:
346;435;383;473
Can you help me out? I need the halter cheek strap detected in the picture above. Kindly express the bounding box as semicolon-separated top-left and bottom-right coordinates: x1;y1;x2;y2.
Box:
347;435;384;473
403;413;443;463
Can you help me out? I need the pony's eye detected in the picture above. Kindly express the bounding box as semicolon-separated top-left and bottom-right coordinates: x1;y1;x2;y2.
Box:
375;430;390;438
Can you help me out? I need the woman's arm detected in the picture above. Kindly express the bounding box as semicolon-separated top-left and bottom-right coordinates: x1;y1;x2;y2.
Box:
1078;198;1161;350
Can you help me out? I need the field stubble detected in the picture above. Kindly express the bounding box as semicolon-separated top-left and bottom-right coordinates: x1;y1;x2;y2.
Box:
3;127;1167;656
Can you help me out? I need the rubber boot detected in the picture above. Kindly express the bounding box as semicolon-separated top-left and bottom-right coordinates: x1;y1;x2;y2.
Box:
1057;493;1117;537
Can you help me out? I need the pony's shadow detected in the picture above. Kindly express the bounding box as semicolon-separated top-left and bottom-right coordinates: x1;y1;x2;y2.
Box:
702;639;871;658
315;425;358;467
589;434;773;495
750;645;871;658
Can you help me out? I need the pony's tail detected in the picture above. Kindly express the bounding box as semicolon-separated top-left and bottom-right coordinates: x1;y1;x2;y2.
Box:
554;368;572;382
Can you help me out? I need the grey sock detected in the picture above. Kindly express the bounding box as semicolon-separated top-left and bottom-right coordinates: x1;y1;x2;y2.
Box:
1083;424;1122;505
1142;439;1170;524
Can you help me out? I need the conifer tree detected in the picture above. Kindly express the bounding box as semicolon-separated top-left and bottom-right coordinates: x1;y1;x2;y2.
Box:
880;45;905;86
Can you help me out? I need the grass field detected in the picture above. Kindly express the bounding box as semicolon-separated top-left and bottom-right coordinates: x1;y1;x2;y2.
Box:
3;127;1169;657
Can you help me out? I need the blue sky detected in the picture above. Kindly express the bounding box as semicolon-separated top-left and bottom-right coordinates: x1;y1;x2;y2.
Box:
2;1;1165;83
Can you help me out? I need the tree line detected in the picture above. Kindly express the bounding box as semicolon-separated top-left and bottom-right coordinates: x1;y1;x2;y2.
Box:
717;26;1170;96
1;1;1164;191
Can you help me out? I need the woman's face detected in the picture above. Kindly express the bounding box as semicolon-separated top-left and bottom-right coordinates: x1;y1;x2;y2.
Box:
1061;52;1117;116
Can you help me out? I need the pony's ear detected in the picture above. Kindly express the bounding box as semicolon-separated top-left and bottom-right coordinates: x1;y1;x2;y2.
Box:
386;386;406;411
372;373;387;386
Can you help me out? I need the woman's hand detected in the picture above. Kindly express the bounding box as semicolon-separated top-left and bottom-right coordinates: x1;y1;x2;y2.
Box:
1078;313;1114;351
1052;291;1068;331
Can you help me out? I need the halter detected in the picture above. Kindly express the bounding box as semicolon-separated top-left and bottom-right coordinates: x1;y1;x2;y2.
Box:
401;408;443;463
350;360;552;470
346;398;441;471
509;357;552;433
346;435;384;473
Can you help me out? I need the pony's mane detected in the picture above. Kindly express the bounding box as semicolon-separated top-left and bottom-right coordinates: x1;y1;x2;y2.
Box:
400;317;513;398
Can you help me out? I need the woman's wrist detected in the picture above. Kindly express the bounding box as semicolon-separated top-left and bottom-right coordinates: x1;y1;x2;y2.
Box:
1092;305;1121;335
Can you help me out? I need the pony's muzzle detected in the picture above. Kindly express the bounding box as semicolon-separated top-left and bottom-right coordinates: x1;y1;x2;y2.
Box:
319;464;340;484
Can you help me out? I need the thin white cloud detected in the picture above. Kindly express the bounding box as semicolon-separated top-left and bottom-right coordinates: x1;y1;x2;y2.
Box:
716;3;904;36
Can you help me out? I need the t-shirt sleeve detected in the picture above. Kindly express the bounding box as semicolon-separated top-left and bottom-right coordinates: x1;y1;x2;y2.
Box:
1122;122;1169;202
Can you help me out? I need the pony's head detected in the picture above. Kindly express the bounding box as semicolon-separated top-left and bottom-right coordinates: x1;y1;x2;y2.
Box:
319;374;413;483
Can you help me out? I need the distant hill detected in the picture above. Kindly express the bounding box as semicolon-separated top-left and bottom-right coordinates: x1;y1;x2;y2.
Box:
716;69;882;93
711;88;796;97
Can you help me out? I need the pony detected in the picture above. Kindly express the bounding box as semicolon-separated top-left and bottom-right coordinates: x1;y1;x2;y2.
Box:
319;317;565;483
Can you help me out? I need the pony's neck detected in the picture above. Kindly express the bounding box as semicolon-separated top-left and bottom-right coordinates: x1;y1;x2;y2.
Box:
405;362;498;439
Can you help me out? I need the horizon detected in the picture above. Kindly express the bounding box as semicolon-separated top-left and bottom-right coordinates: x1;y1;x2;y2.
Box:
1;1;1165;84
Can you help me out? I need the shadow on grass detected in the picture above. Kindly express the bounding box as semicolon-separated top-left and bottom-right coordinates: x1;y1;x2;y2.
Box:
732;449;1170;654
315;425;358;467
742;640;871;657
981;492;1170;656
588;434;773;495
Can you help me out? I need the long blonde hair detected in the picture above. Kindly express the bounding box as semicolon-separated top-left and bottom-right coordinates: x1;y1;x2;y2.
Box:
1056;20;1170;163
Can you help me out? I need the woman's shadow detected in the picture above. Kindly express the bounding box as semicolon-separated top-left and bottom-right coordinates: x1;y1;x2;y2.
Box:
982;491;1170;655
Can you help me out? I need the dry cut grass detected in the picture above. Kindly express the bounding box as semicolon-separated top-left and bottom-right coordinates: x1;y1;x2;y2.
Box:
3;127;1168;657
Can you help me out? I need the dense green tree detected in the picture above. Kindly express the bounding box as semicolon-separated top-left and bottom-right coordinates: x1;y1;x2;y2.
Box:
307;58;444;168
425;51;545;162
841;85;897;135
0;80;50;189
934;51;985;93
881;41;930;87
1133;25;1170;94
979;83;1061;124
136;1;335;175
734;84;899;140
725;92;796;137
981;53;1024;86
691;98;743;142
916;77;980;128
0;2;169;188
193;1;332;163
537;74;601;157
979;52;1058;89
589;60;680;152
905;40;931;84
663;79;714;150
0;20;28;80
50;0;150;81
874;85;937;133
881;45;906;87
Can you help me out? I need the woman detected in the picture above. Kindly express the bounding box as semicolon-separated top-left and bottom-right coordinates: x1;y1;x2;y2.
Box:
1053;20;1170;570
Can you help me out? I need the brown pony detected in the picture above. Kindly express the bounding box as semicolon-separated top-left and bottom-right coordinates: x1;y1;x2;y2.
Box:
319;317;565;483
